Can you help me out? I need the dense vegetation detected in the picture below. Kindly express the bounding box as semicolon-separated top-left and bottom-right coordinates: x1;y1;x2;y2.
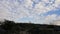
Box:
0;20;60;34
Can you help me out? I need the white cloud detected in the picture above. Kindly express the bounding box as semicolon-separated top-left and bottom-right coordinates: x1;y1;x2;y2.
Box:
32;0;60;14
0;0;60;24
52;20;60;25
43;14;60;25
44;14;57;24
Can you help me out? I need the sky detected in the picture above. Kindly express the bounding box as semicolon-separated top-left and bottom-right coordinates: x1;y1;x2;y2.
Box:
0;0;60;25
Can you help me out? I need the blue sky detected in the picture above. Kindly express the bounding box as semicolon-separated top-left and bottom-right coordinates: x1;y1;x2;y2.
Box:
0;0;60;24
44;8;60;16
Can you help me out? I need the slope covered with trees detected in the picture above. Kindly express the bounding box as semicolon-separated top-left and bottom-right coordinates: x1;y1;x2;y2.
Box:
0;20;60;34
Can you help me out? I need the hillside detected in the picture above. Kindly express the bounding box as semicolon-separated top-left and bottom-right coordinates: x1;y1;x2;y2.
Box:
0;20;60;34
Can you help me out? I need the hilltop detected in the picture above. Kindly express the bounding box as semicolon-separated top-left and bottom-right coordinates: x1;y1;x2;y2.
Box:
0;20;60;34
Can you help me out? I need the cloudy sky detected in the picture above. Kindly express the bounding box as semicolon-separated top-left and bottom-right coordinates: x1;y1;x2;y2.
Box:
0;0;60;24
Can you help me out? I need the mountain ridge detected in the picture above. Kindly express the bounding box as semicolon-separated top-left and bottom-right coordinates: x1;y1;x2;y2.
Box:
0;20;60;34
